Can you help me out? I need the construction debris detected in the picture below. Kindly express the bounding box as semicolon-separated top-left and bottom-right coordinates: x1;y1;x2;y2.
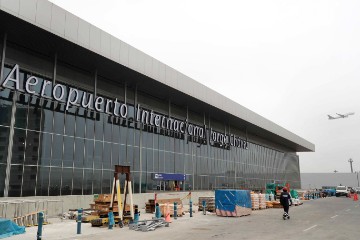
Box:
128;218;169;232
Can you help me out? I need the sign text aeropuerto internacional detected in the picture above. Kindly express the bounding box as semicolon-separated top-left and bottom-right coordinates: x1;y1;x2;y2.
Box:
1;64;248;149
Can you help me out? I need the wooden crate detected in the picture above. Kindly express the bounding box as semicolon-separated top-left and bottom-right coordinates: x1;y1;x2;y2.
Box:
159;203;183;217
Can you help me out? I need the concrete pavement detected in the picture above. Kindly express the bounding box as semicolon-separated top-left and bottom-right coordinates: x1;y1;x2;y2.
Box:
7;196;360;240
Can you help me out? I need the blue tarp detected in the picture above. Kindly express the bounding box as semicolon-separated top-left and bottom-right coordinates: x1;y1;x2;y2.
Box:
215;189;252;211
0;219;25;239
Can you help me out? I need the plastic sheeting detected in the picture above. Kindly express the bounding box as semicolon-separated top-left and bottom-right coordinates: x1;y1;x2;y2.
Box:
215;190;252;211
0;219;25;239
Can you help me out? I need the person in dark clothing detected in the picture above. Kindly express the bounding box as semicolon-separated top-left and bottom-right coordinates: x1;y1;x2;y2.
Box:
280;187;292;219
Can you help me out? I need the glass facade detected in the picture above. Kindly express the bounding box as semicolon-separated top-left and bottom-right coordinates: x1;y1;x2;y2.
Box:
0;63;301;197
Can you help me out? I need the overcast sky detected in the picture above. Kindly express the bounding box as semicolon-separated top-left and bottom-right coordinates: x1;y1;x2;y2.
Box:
49;0;360;173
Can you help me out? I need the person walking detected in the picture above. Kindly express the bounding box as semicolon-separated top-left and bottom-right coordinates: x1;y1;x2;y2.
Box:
280;187;292;220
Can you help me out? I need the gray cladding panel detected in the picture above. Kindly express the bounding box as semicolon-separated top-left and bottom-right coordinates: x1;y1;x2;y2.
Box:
64;11;79;42
119;40;129;67
2;0;20;15
78;19;90;48
35;0;52;29
89;25;101;52
100;31;111;59
110;35;120;62
19;0;36;22
51;4;65;36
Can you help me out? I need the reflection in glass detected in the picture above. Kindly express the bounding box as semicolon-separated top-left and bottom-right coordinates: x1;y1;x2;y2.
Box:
63;136;74;167
8;165;23;197
74;138;84;168
39;132;52;166
12;129;26;164
61;168;73;195
22;166;37;196
73;168;83;195
0;127;10;164
49;167;61;196
51;135;63;167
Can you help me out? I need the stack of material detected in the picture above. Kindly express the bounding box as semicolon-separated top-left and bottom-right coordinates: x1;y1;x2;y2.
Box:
89;194;133;216
259;194;266;209
271;201;282;208
251;193;260;210
198;197;215;212
265;193;275;201
145;199;156;213
215;190;252;217
265;201;273;208
145;198;183;216
159;203;183;217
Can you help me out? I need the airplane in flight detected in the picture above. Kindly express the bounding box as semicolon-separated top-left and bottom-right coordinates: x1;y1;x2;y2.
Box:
328;112;355;120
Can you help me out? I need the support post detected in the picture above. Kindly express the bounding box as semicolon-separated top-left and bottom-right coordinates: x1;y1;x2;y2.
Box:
37;212;43;240
77;208;82;234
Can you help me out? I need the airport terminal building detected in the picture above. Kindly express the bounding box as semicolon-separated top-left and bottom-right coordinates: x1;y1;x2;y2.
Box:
0;0;314;197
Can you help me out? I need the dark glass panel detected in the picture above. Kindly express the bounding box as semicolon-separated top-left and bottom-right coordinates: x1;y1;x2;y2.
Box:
159;135;165;150
22;165;37;196
147;131;153;148
141;131;148;148
53;103;65;134
101;170;111;194
164;152;174;172
85;110;95;139
127;128;134;145
39;132;52;166
159;150;165;172
0;94;12;126
153;134;158;149
103;143;111;169
63;136;74;167
133;146;140;171
84;139;94;168
132;172;140;194
72;168;83;195
111;143;119;166
112;123;120;143
61;168;73;195
153;150;159;172
141;148;146;171
24;130;40;165
0;164;5;197
36;166;49;196
14;94;28;129
146;149;153;172
42;99;53;132
134;129;140;146
174;153;183;173
0;126;10;164
94;141;103;169
95;112;104;140
126;146;133;168
119;125;126;145
74;138;84;168
49;167;61;196
83;169;92;195
12;128;26;164
119;145;126;165
93;170;101;194
8;164;23;197
75;107;86;138
104;115;112;142
65;108;76;136
51;135;63;167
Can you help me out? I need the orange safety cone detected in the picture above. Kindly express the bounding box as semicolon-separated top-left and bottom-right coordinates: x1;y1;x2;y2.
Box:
354;193;358;201
165;212;172;223
164;203;172;223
